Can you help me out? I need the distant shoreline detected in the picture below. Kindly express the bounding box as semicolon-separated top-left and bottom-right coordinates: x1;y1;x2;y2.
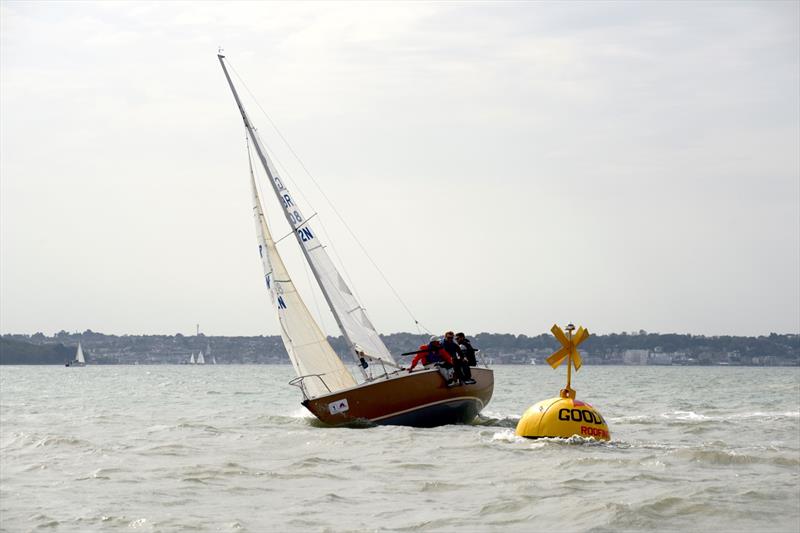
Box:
2;331;798;367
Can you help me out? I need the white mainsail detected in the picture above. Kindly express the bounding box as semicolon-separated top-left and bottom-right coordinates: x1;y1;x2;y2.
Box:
197;351;206;364
75;343;85;364
189;353;196;364
217;54;396;371
250;155;357;397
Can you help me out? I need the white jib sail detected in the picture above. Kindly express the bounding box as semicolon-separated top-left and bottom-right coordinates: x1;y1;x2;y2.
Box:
189;353;195;364
75;343;85;364
250;160;357;398
197;351;206;364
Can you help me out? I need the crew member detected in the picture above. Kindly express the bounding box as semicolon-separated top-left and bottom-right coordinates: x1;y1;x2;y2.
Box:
455;332;478;367
408;336;457;387
443;330;474;384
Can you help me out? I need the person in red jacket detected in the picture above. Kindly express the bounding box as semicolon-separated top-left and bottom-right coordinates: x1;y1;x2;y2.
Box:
408;336;457;387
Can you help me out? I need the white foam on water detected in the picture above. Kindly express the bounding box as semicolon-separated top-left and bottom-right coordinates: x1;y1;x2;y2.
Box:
490;428;523;443
663;410;709;421
289;407;315;420
660;410;800;422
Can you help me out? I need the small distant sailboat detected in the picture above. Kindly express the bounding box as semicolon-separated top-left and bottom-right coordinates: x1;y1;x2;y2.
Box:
206;341;217;364
196;351;206;365
189;352;196;364
65;342;86;367
529;358;537;365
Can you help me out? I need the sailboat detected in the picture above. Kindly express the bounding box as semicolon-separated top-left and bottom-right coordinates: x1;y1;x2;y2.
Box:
189;352;196;364
206;341;217;364
218;53;493;427
196;351;206;365
65;342;86;367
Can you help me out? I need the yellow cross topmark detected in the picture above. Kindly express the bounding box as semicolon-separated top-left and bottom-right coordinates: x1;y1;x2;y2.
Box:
546;324;589;370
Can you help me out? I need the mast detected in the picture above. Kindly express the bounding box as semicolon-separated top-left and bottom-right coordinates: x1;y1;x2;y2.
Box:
218;54;387;375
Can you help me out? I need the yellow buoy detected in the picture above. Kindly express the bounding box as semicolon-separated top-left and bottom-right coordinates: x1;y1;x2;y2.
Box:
515;323;611;440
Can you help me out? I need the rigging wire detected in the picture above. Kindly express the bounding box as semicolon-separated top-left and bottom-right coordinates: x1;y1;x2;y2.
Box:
226;58;430;334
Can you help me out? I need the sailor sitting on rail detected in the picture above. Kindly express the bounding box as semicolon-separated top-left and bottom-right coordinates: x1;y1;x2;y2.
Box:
407;336;458;387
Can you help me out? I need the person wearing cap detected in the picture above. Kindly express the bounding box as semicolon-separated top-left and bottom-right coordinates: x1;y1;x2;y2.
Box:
442;330;475;385
408;336;457;387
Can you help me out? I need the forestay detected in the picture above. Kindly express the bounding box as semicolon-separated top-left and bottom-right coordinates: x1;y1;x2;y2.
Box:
249;155;357;398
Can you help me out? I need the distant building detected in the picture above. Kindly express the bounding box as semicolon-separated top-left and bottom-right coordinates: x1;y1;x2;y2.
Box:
622;349;649;365
649;353;673;365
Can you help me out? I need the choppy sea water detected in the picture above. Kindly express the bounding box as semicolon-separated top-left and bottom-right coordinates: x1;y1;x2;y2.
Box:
1;365;798;532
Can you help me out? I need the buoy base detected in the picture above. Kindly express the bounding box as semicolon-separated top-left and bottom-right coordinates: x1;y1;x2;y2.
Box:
515;396;610;440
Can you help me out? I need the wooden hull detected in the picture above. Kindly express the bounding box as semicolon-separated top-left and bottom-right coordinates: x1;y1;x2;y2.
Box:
301;367;493;427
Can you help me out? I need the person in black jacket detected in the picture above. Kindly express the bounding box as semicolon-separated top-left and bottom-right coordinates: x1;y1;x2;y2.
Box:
443;331;475;384
455;332;477;367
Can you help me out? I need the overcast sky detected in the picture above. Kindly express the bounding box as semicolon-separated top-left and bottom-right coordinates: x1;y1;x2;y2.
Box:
1;1;798;338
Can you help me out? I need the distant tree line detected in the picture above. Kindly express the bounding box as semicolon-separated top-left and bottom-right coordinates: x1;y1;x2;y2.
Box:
0;337;74;365
1;330;797;365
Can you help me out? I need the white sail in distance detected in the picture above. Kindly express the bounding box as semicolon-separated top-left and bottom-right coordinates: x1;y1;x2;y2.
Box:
197;351;206;364
189;353;195;364
250;154;357;397
75;343;85;364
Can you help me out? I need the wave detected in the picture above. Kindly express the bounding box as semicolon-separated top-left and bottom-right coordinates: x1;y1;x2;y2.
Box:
671;447;800;466
609;410;800;425
33;435;92;448
175;421;221;432
472;410;521;428
419;480;463;492
75;467;127;481
26;514;60;529
472;408;798;432
137;442;197;456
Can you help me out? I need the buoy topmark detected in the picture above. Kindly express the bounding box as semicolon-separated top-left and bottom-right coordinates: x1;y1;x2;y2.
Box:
515;323;611;440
